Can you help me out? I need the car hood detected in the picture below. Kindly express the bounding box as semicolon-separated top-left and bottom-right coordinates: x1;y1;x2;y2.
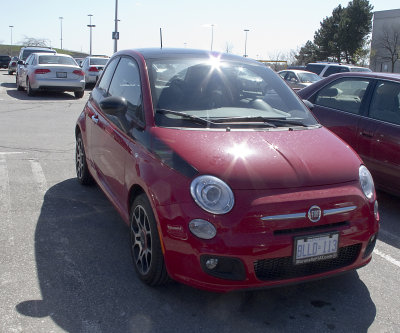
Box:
151;127;361;190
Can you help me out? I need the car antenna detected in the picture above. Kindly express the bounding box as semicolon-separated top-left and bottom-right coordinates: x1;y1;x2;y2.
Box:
160;28;163;49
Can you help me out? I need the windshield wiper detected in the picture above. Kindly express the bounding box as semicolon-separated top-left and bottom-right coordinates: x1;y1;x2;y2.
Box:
213;116;310;127
155;109;216;127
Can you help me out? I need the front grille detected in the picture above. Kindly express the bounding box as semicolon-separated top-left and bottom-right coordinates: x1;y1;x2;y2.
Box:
254;244;361;281
274;221;349;236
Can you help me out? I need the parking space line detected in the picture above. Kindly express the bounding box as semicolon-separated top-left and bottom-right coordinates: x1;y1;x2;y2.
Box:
374;248;400;268
0;157;11;216
29;159;48;196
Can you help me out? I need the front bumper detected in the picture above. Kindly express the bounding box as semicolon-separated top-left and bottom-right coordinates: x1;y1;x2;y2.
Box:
156;182;379;292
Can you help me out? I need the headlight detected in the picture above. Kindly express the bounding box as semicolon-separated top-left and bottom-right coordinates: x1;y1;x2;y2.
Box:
190;175;234;214
359;165;375;200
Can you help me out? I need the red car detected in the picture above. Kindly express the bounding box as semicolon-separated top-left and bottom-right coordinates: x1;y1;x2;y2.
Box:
298;72;400;196
75;49;379;292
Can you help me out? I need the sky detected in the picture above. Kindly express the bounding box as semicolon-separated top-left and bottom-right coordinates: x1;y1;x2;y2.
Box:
1;0;399;60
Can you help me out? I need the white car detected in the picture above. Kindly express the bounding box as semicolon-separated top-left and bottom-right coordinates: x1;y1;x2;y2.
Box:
278;69;321;91
80;55;109;87
305;62;372;78
16;53;85;98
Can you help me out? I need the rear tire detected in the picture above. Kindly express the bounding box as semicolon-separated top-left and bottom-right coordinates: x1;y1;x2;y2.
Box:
26;78;35;96
74;90;84;99
130;194;169;286
16;76;23;91
75;133;94;185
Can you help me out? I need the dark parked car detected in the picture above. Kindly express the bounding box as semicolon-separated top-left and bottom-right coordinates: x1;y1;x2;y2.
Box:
0;55;11;69
75;48;378;292
298;72;400;196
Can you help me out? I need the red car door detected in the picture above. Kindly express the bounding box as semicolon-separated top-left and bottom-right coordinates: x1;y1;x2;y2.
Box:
357;80;400;193
309;77;372;150
89;56;145;212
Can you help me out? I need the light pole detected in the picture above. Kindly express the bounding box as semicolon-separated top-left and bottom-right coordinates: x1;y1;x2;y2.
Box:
244;29;249;57
59;17;63;50
87;14;96;55
211;24;214;51
113;0;119;53
9;25;13;56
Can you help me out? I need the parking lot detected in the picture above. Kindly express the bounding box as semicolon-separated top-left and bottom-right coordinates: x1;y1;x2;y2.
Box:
0;68;399;332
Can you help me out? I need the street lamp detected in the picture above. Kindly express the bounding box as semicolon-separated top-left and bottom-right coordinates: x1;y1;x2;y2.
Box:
9;25;14;56
113;0;119;53
59;17;63;50
87;14;96;55
244;29;249;57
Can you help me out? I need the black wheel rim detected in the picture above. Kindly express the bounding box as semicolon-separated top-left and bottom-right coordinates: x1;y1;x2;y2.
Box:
75;138;85;179
131;204;152;275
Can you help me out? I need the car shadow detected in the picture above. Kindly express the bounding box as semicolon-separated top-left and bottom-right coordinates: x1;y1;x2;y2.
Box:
376;190;400;249
6;88;79;101
15;179;377;332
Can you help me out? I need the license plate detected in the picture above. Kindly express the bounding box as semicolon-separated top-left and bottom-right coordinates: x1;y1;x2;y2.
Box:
294;233;339;265
56;72;67;78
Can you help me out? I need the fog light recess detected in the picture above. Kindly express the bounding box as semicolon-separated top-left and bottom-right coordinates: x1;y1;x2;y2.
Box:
200;255;246;281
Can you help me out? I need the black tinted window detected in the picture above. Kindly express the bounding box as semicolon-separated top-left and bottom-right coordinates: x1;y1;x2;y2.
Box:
323;66;349;77
369;81;400;125
109;57;143;123
305;64;325;75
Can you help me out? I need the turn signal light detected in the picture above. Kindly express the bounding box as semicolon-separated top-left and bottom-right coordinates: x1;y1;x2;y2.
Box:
34;69;51;74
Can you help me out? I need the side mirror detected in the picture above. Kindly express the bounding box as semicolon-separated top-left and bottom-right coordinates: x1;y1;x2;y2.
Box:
100;96;128;117
100;96;131;132
302;99;314;110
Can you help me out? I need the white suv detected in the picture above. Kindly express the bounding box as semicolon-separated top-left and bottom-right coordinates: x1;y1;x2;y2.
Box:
305;62;371;78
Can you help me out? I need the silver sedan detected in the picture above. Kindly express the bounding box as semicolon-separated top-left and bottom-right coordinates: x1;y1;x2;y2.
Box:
16;53;85;98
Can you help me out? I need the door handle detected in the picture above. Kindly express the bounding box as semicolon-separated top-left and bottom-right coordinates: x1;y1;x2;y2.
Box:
360;130;374;138
91;115;99;124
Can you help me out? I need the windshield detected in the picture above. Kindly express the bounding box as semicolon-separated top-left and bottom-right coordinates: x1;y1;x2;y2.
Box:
90;58;109;66
39;55;76;65
148;56;318;129
297;72;321;83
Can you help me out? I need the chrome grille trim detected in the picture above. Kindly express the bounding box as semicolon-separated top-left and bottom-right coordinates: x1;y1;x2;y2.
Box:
261;205;357;221
323;206;357;216
261;213;306;221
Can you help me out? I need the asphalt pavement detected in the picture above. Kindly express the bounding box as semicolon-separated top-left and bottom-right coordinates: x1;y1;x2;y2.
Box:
0;69;399;333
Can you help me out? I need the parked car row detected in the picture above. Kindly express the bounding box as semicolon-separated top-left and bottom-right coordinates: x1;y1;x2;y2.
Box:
8;46;110;98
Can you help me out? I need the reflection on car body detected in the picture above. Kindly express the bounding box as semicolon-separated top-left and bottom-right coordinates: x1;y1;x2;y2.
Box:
75;48;379;292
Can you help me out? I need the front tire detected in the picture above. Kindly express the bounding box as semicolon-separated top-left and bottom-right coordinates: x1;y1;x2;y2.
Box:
130;194;169;286
75;133;94;185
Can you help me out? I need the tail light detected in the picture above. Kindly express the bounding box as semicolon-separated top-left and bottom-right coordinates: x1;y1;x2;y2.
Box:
11;62;16;66
73;69;85;76
34;69;51;74
88;66;98;72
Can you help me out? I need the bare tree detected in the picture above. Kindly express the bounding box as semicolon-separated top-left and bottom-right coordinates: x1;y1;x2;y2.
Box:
20;37;50;48
377;24;400;73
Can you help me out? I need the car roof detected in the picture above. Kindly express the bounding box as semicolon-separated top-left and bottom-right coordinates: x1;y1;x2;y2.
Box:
118;48;262;65
326;71;400;81
279;69;318;74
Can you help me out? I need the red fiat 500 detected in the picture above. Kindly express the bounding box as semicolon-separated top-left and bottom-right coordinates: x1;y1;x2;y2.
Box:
75;48;379;292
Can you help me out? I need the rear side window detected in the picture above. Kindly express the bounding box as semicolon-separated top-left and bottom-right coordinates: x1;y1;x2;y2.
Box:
323;66;350;77
314;78;370;114
305;64;325;75
369;81;400;125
